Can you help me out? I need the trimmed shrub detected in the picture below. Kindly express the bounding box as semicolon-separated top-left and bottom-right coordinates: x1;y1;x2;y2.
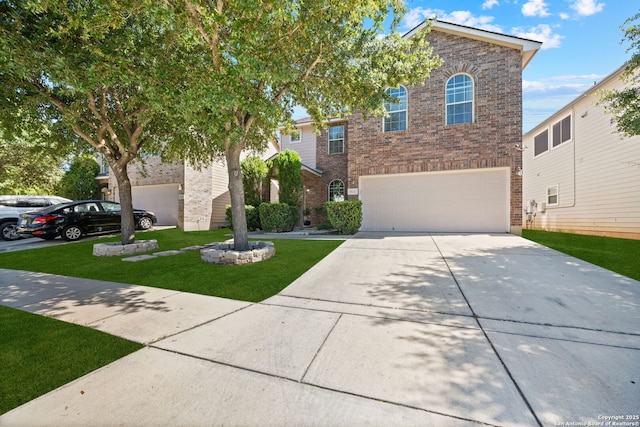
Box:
225;205;261;231
325;200;362;234
241;156;268;207
274;149;302;206
259;202;300;232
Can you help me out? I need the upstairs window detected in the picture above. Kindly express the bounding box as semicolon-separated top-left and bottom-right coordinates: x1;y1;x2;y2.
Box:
534;130;549;157
328;125;344;154
552;115;571;147
383;86;407;132
446;74;474;125
290;129;301;143
328;180;345;202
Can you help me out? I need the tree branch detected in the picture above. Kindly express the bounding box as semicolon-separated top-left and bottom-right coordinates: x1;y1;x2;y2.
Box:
183;0;224;69
271;48;323;103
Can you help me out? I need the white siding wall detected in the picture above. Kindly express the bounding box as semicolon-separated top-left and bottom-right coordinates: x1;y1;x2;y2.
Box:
523;68;640;239
280;124;316;169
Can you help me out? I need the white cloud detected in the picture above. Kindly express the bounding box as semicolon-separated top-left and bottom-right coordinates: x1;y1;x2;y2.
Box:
570;0;605;16
482;0;499;10
521;0;551;17
523;74;605;131
401;7;503;33
523;74;603;93
512;24;564;49
559;12;570;20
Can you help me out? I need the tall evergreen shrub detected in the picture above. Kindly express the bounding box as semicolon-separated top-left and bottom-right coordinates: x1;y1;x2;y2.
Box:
274;149;302;206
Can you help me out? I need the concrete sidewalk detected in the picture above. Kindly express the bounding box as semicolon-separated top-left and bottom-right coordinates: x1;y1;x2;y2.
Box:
1;233;639;426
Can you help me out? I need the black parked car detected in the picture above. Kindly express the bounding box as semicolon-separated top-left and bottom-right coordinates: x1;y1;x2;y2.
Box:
17;200;157;241
0;195;72;241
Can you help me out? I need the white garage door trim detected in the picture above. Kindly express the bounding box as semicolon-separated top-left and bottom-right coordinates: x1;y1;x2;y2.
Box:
359;167;510;233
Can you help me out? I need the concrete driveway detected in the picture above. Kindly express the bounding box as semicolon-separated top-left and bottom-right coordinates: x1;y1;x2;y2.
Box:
1;232;638;426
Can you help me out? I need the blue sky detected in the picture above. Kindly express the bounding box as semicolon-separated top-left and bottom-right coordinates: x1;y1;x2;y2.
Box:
398;0;638;132
293;1;637;133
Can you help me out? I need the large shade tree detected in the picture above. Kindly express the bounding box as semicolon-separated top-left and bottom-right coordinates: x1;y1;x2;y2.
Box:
161;0;443;250
0;0;195;244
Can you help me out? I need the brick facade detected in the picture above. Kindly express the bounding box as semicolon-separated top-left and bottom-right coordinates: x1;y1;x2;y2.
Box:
302;122;349;224
296;29;527;231
346;30;524;230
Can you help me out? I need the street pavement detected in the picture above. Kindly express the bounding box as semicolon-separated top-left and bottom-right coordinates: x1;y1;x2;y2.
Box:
0;232;638;426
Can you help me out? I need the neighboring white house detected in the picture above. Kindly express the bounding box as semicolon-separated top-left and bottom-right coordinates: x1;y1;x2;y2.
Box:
522;65;640;240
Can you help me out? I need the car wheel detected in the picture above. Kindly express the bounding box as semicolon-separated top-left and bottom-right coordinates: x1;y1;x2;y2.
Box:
0;221;19;241
62;225;83;241
137;216;153;230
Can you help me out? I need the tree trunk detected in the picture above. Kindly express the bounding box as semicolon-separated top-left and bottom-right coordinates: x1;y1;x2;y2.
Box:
226;142;249;251
111;162;136;245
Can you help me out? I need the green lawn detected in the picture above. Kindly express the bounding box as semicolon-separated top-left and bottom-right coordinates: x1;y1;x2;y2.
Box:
0;228;344;302
0;305;143;415
522;229;640;281
0;228;344;415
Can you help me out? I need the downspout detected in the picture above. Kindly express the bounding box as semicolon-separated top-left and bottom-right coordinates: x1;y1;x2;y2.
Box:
550;107;578;210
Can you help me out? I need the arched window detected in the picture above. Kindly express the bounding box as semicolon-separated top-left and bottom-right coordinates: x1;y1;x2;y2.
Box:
446;74;474;125
328;180;345;202
384;86;407;132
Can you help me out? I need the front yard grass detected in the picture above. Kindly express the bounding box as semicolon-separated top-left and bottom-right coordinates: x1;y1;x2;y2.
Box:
0;228;344;302
522;229;640;281
0;228;343;415
0;305;142;415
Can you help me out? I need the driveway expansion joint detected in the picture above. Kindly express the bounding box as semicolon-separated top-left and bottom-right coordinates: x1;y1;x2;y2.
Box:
431;235;545;427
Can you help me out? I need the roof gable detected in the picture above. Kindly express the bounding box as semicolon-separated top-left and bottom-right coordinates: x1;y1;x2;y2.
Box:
405;20;542;70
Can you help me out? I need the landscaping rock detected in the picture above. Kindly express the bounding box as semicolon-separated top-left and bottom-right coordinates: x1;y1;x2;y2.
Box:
201;241;275;265
93;240;159;257
122;255;158;262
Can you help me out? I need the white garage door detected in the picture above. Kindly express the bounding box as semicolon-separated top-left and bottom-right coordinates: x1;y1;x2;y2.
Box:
132;184;179;226
359;168;509;232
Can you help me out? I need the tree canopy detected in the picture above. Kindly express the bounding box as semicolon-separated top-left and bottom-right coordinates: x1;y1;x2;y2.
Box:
56;156;100;200
0;132;63;195
600;12;640;138
1;0;442;250
0;0;200;244
160;0;442;249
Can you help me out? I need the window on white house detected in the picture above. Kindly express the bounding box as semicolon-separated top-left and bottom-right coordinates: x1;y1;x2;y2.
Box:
328;125;344;154
552;115;571;147
383;86;407;132
534;130;549;156
547;185;558;206
446;74;474;125
290;129;301;143
328;180;345;202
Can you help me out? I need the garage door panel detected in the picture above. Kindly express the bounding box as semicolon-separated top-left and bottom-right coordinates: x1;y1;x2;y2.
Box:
360;169;508;233
131;184;179;226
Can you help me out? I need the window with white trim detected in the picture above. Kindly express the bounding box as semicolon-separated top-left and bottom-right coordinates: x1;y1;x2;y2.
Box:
446;74;474;125
328;125;344;154
534;130;549;157
328;180;345;202
552;115;571;148
290;129;300;143
547;185;558;206
383;86;407;132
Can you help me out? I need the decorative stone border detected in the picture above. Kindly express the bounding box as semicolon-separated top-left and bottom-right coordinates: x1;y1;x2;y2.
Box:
93;240;159;257
201;241;275;265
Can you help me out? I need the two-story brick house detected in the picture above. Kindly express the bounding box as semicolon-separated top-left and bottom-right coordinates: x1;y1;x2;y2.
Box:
281;20;541;234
